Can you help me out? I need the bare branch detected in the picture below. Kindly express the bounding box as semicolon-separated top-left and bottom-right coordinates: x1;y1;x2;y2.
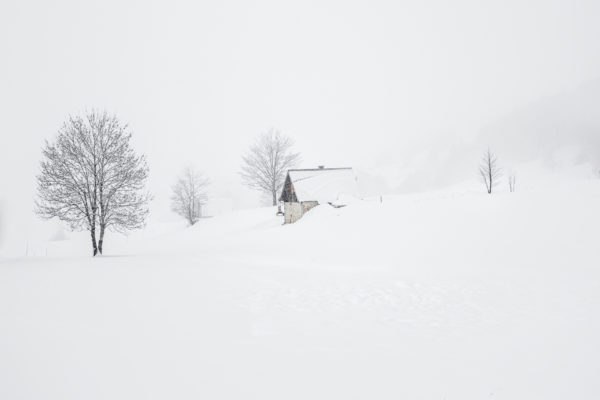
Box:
240;129;301;205
479;148;502;194
36;110;151;256
171;166;210;225
508;171;516;193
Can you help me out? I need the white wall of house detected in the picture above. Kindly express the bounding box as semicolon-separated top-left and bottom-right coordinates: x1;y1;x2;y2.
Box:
284;202;303;224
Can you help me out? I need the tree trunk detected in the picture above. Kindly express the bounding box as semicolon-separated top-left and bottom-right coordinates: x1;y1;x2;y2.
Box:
272;190;277;206
98;224;105;255
90;225;98;256
487;157;493;194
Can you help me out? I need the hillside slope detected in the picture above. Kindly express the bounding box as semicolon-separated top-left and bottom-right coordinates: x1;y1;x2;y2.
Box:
388;80;600;194
1;175;600;399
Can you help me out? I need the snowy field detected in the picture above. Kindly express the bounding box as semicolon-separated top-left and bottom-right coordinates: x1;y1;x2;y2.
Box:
1;173;600;399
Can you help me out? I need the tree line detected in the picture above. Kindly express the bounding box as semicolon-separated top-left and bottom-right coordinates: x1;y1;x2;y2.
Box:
37;110;513;256
36;112;301;256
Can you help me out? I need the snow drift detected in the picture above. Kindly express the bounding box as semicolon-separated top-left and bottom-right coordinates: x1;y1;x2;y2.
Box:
1;170;599;399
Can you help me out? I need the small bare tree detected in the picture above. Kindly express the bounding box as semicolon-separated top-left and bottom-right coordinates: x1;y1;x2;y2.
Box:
171;167;210;225
479;148;502;194
508;172;516;192
36;110;150;256
240;129;301;205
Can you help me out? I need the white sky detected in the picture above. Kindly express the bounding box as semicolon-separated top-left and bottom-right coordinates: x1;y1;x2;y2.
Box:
1;0;600;252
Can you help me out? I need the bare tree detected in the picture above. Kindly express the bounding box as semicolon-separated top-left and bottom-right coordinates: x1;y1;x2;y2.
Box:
171;167;210;225
479;148;502;194
240;129;301;205
36;110;150;256
508;172;516;192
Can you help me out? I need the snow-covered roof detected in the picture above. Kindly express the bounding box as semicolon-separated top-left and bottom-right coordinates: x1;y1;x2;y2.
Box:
287;168;360;203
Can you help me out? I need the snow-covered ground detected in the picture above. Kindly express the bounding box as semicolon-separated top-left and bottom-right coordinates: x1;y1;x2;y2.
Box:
1;171;600;399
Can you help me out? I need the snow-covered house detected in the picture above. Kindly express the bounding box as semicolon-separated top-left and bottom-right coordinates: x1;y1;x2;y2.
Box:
279;167;359;224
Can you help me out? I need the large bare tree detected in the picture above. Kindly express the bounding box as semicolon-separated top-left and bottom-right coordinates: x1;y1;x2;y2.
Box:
36;110;151;256
240;129;301;205
171;166;210;225
479;148;502;194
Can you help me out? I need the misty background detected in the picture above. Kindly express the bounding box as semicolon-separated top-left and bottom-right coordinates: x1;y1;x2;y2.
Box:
1;0;599;255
